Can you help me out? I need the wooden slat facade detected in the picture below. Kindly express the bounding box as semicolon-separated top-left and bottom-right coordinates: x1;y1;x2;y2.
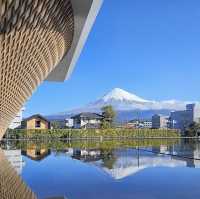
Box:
0;150;37;199
0;0;74;138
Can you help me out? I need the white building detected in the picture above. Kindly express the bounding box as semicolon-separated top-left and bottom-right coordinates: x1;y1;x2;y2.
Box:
152;114;168;129
126;119;152;129
65;118;74;128
9;108;25;129
142;120;152;128
71;113;104;129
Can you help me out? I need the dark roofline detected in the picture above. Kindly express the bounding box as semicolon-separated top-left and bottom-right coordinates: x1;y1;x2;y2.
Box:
129;119;152;123
23;114;50;123
71;112;104;119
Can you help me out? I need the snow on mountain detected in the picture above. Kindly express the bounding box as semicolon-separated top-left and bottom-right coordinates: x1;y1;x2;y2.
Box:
83;88;152;111
48;88;198;120
102;88;149;103
89;149;186;180
65;88;192;113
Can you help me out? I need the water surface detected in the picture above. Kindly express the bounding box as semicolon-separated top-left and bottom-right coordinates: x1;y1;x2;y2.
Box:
1;139;200;199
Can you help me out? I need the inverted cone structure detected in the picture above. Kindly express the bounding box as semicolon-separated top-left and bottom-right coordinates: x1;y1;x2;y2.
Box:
0;0;74;138
0;0;103;138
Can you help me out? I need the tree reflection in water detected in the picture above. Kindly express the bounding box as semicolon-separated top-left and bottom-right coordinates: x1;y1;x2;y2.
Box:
1;138;200;199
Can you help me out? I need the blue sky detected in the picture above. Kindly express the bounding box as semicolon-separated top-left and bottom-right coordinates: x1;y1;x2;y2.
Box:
25;0;200;116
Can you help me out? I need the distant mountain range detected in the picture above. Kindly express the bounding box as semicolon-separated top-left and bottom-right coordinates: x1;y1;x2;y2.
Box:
47;88;198;122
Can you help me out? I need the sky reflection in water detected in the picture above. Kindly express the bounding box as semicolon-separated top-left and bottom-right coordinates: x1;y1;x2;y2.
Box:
2;139;200;199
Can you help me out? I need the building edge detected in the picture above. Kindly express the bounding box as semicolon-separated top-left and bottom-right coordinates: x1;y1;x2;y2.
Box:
46;0;103;82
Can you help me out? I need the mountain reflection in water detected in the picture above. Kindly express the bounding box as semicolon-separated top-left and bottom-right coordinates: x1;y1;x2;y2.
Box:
1;139;200;199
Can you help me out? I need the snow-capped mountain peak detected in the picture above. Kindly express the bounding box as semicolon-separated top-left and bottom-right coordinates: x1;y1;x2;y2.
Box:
102;88;149;103
48;88;199;121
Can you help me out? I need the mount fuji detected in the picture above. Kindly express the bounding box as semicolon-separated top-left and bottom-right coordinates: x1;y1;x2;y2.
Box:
47;88;197;122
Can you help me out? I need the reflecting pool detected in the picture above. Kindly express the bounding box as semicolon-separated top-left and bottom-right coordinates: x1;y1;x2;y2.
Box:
1;139;200;199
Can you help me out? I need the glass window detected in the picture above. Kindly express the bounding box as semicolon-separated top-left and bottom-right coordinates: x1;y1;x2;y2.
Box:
35;120;41;128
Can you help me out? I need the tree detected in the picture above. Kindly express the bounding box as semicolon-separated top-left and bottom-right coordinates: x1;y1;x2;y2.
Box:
101;105;116;128
101;120;111;129
185;122;200;137
51;121;61;129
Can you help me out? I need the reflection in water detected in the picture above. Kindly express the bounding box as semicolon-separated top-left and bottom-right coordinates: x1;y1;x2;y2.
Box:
69;143;200;180
22;145;50;161
3;149;24;175
0;149;37;199
89;148;187;180
1;139;200;199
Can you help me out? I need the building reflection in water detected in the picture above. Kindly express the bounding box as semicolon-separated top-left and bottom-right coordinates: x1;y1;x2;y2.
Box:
72;147;187;180
0;149;37;199
1;147;63;199
1;139;200;198
170;140;200;168
69;141;200;180
21;145;50;161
